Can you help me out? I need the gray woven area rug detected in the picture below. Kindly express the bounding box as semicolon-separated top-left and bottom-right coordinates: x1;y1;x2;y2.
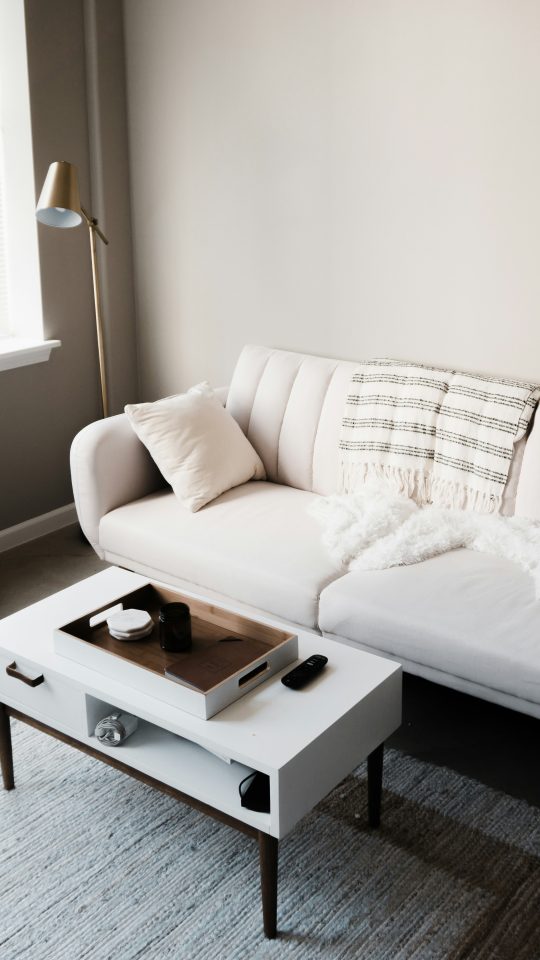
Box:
1;721;539;960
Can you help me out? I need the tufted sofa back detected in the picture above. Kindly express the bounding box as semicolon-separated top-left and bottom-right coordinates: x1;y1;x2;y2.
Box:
226;344;360;495
226;344;540;516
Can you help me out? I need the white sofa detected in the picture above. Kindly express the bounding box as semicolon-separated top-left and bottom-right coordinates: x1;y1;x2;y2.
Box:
71;344;540;720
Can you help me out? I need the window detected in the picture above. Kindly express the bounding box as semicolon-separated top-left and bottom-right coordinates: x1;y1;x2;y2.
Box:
0;0;60;369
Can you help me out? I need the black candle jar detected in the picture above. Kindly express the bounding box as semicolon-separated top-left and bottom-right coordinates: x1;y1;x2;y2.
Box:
159;602;192;653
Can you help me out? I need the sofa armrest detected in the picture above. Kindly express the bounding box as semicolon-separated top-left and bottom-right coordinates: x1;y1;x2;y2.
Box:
70;414;164;557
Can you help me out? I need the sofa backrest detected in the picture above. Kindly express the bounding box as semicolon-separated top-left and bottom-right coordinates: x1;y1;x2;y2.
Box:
226;344;540;515
226;344;362;495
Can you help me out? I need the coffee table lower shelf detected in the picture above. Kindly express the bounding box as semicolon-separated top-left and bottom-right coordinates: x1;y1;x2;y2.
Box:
0;702;385;940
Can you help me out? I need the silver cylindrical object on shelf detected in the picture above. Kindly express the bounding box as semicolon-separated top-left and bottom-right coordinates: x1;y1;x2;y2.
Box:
95;711;138;746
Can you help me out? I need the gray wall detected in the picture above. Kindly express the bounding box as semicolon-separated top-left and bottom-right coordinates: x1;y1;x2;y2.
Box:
0;0;138;530
123;0;540;400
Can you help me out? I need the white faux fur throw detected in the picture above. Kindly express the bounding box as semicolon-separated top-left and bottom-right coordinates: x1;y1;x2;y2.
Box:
309;486;540;597
339;359;540;514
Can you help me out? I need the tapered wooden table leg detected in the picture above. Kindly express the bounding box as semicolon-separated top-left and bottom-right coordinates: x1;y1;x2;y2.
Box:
258;832;278;938
367;742;384;828
0;703;14;791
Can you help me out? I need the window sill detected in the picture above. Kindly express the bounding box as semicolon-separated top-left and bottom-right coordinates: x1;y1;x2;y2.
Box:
0;337;61;372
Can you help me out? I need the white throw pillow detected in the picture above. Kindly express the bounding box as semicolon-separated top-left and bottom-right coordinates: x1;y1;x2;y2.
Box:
125;382;265;512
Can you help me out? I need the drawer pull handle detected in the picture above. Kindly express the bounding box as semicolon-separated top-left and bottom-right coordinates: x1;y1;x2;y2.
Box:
6;661;44;688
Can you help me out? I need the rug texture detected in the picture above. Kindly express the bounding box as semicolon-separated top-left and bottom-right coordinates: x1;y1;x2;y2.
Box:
1;721;539;960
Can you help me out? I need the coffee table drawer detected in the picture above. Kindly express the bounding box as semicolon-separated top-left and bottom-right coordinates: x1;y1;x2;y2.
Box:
0;653;82;730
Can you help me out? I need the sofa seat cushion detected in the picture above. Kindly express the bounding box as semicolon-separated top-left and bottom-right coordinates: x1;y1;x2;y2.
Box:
99;481;343;628
318;550;540;705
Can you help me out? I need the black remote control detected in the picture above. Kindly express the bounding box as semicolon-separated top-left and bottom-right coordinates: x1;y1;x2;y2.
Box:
281;655;328;690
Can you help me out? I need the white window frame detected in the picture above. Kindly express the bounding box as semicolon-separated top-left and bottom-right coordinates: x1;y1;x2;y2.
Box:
0;0;60;371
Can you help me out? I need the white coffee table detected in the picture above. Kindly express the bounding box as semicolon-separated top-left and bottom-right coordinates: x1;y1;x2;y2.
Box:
0;567;401;939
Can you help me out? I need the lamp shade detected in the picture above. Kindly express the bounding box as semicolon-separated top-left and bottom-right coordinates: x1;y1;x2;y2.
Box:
36;160;82;228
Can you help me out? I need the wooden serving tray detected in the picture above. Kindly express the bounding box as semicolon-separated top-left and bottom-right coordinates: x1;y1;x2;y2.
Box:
54;582;298;719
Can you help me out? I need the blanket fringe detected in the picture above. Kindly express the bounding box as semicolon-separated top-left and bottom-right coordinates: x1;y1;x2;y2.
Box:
339;462;501;515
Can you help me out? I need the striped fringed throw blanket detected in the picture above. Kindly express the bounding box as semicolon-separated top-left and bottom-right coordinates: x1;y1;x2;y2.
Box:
339;359;540;513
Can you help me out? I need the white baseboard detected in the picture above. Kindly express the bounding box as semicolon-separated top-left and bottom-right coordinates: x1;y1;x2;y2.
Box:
0;503;78;553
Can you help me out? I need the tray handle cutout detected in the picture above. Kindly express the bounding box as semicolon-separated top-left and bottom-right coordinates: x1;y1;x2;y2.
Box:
238;661;268;687
89;603;124;629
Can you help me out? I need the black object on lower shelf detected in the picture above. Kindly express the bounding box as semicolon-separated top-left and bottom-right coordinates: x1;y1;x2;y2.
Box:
239;771;270;813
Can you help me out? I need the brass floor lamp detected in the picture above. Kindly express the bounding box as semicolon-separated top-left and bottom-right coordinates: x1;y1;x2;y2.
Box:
36;160;110;417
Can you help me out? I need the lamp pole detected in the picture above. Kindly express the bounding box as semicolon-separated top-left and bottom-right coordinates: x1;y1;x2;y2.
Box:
36;160;111;419
81;205;109;418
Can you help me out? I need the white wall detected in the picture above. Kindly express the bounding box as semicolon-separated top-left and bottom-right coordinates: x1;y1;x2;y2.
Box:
124;0;540;398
